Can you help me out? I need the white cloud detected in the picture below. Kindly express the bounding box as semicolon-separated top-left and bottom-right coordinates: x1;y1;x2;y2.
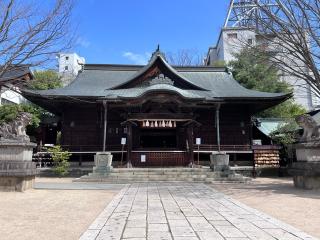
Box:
122;51;151;65
76;37;91;48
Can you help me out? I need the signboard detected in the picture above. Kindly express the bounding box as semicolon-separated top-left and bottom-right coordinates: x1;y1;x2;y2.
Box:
121;138;126;145
253;139;262;145
196;138;201;145
141;154;146;163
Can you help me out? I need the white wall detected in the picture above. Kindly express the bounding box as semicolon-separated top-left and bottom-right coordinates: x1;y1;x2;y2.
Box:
0;87;26;105
57;53;85;86
58;53;85;75
208;29;256;64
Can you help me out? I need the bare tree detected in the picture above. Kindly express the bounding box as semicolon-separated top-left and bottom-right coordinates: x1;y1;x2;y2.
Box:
165;49;205;66
0;0;75;87
252;0;320;98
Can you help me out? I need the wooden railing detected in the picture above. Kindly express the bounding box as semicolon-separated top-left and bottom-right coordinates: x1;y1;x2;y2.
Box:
58;145;126;153
42;144;252;153
194;144;252;152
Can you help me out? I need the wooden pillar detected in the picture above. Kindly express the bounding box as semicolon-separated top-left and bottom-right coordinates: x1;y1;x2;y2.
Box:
126;123;133;168
187;126;194;166
215;105;221;152
79;152;83;166
102;101;108;152
0;85;2;105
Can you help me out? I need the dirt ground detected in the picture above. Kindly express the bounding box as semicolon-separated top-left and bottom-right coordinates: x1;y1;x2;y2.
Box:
1;177;319;240
211;177;320;239
0;177;118;240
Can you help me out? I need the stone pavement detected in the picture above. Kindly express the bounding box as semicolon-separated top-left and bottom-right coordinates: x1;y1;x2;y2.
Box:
79;183;317;240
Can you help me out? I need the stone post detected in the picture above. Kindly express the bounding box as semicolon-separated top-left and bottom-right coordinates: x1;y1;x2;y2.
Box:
91;152;113;176
210;152;230;172
289;141;320;189
0;141;37;191
288;114;320;189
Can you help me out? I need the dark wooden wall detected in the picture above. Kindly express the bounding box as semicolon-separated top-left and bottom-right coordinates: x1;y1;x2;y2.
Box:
61;103;252;150
61;104;127;149
61;104;101;148
194;105;251;146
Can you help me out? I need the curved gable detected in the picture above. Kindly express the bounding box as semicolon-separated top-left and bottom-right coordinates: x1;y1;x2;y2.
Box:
111;51;207;91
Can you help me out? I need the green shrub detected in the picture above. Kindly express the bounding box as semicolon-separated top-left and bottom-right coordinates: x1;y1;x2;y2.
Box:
48;145;71;176
0;104;42;126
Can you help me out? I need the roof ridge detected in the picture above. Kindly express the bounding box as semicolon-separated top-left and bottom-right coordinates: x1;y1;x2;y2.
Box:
83;64;227;73
84;64;143;71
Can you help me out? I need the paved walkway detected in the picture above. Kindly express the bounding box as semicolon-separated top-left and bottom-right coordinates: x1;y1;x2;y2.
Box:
34;182;127;190
80;183;317;240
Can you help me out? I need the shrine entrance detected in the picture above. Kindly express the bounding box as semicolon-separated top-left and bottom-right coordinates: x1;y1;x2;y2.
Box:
139;129;177;149
122;118;199;167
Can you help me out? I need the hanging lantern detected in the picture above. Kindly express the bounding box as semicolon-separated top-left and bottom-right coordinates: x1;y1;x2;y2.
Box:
166;121;169;127
162;120;165;128
151;121;154;127
146;120;149;127
155;121;158;127
142;121;146;127
169;120;172;127
173;121;176;127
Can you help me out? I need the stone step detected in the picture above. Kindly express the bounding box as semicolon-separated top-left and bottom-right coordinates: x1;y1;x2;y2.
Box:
75;177;250;184
84;173;210;179
109;173;209;177
75;178;208;183
107;172;210;177
76;167;250;184
111;168;211;173
86;173;242;180
108;171;212;176
105;175;210;181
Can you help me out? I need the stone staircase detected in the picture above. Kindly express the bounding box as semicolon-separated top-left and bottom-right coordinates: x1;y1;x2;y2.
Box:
74;167;251;183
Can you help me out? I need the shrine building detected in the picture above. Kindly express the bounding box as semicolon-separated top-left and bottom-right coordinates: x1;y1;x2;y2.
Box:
23;49;290;167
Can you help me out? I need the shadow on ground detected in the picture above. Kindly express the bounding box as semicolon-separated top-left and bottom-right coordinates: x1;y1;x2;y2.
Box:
211;177;320;200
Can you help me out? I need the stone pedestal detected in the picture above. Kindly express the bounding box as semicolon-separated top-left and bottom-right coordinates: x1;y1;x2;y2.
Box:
91;152;113;176
0;141;37;191
210;152;230;172
289;141;320;189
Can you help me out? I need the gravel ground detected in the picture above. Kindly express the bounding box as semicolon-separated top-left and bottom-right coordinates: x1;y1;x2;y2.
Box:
0;177;118;240
210;177;320;239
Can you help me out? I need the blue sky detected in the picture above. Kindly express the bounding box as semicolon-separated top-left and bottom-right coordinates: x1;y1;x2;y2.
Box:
72;0;230;65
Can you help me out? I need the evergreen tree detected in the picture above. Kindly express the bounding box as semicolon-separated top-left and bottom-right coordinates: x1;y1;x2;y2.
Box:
28;70;62;90
229;47;305;118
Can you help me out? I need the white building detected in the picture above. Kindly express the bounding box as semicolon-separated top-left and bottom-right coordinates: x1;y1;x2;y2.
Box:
206;28;256;64
0;65;32;106
205;0;317;111
57;53;85;86
0;88;26;105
